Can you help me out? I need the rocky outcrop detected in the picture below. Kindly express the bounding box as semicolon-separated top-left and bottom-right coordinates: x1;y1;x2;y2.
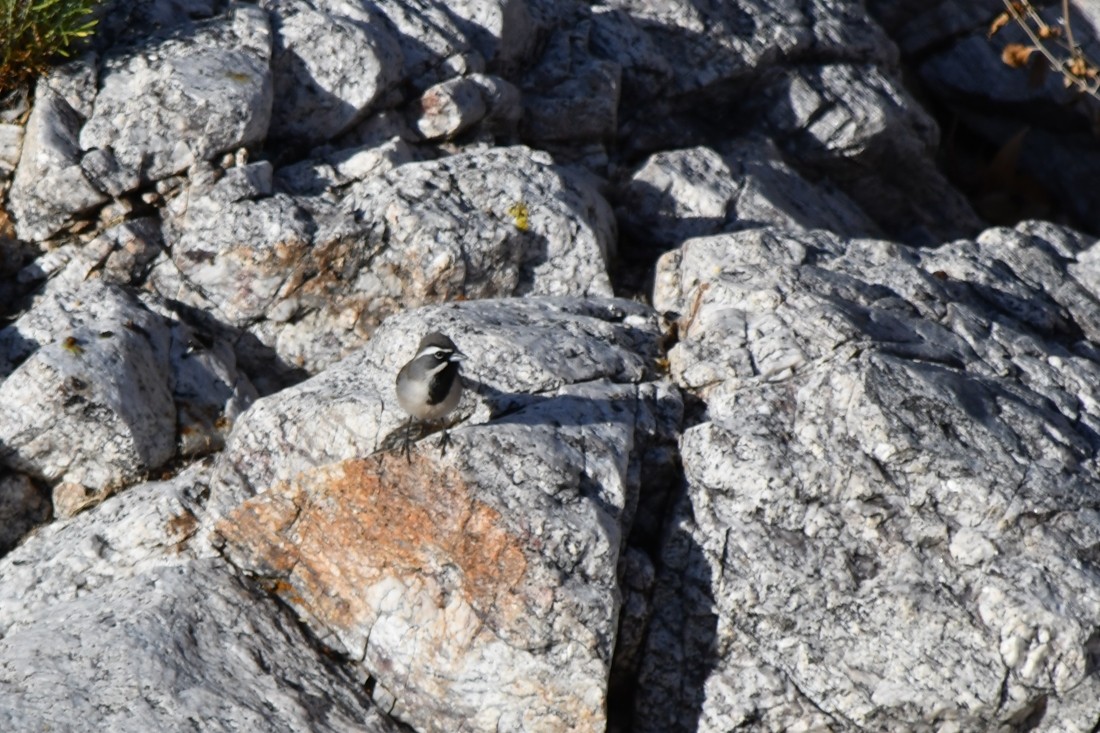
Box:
641;223;1100;731
0;471;400;732
214;298;679;731
3;0;1100;731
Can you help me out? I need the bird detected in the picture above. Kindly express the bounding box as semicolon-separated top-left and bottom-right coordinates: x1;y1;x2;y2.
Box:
395;331;466;461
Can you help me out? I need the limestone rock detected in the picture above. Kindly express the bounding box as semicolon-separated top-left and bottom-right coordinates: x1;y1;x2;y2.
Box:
0;472;49;557
79;4;273;191
366;0;539;88
412;74;521;141
8;86;108;241
0;471;400;732
0;282;176;491
521;25;622;145
263;0;402;146
617;139;881;253
641;223;1100;731
214;297;681;732
600;0;896;100
214;296;665;507
0;123;23;178
0;280;255;493
341;145;614;302
156;145;612;374
760;62;983;244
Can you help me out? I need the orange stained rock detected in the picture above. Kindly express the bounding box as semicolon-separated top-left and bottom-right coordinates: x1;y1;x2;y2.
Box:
217;452;531;636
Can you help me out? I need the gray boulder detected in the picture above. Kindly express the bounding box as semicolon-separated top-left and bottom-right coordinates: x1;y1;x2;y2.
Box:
0;279;255;502
155;145;614;374
214;297;681;732
639;223;1100;731
617;138;881;252
8;86;108;241
79;3;273;192
263;0;403;146
0;470;401;732
0;281;176;492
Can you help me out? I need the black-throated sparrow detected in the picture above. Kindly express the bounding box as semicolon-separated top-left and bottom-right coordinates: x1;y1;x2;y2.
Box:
395;331;465;460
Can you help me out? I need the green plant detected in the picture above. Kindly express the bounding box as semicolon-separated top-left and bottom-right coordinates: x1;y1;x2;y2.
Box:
1;0;99;91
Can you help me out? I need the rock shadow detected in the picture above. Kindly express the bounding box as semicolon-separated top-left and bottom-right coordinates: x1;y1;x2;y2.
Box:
617;487;719;733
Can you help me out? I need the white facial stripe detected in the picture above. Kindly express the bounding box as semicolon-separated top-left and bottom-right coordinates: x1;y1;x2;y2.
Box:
415;345;450;360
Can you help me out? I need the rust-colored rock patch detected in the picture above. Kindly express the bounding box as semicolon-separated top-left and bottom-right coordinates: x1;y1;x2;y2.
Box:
217;452;529;638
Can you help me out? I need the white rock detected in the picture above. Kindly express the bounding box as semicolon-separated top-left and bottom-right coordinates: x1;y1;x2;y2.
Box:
8;86;108;241
264;0;402;145
79;4;273;189
638;222;1100;730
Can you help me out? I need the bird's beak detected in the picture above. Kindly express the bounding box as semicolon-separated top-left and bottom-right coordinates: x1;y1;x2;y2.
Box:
450;350;466;362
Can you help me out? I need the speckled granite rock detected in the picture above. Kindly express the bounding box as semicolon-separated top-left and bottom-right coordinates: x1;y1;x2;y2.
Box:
0;469;401;732
639;222;1100;731
214;297;681;732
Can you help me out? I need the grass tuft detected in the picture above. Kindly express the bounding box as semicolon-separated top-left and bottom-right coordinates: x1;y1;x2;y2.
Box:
1;0;100;91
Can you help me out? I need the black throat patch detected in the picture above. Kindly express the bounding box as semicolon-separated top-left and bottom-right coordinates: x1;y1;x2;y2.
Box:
427;362;458;405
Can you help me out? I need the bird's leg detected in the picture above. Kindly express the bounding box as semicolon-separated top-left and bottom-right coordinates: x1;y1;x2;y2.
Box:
403;416;413;464
438;428;451;456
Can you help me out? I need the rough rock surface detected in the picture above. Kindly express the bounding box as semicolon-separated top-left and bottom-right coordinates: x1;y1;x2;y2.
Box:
79;4;273;191
154;145;613;374
0;471;401;732
215;297;681;732
0;281;176;490
8;86;108;241
0;279;255;500
5;0;1100;730
640;223;1100;731
262;0;402;146
616;139;881;253
0;472;49;556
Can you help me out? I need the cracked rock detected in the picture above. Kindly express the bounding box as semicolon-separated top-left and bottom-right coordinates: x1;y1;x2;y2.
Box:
639;222;1100;731
214;297;682;732
8;85;108;241
0;469;401;732
78;4;273;192
263;0;402;146
617;138;881;252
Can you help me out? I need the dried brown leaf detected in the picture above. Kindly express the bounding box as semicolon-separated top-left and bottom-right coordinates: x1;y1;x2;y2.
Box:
988;11;1011;37
1037;24;1062;39
1002;43;1038;68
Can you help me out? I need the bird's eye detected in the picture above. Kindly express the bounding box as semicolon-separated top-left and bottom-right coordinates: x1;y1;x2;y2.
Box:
435;352;448;361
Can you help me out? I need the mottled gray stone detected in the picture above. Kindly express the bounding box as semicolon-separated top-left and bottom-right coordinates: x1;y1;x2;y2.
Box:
0;281;176;491
214;297;666;509
274;136;415;197
79;4;273;189
761;62;983;244
0;472;49;557
873;1;1100;234
411;73;521;141
8;86;108;241
521;24;622;144
0;279;255;493
363;0;539;90
0;123;23;176
157;145;612;374
617;139;881;251
341;145;615;302
0;471;400;733
600;0;896;99
263;0;402;145
641;223;1100;731
213;296;681;733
